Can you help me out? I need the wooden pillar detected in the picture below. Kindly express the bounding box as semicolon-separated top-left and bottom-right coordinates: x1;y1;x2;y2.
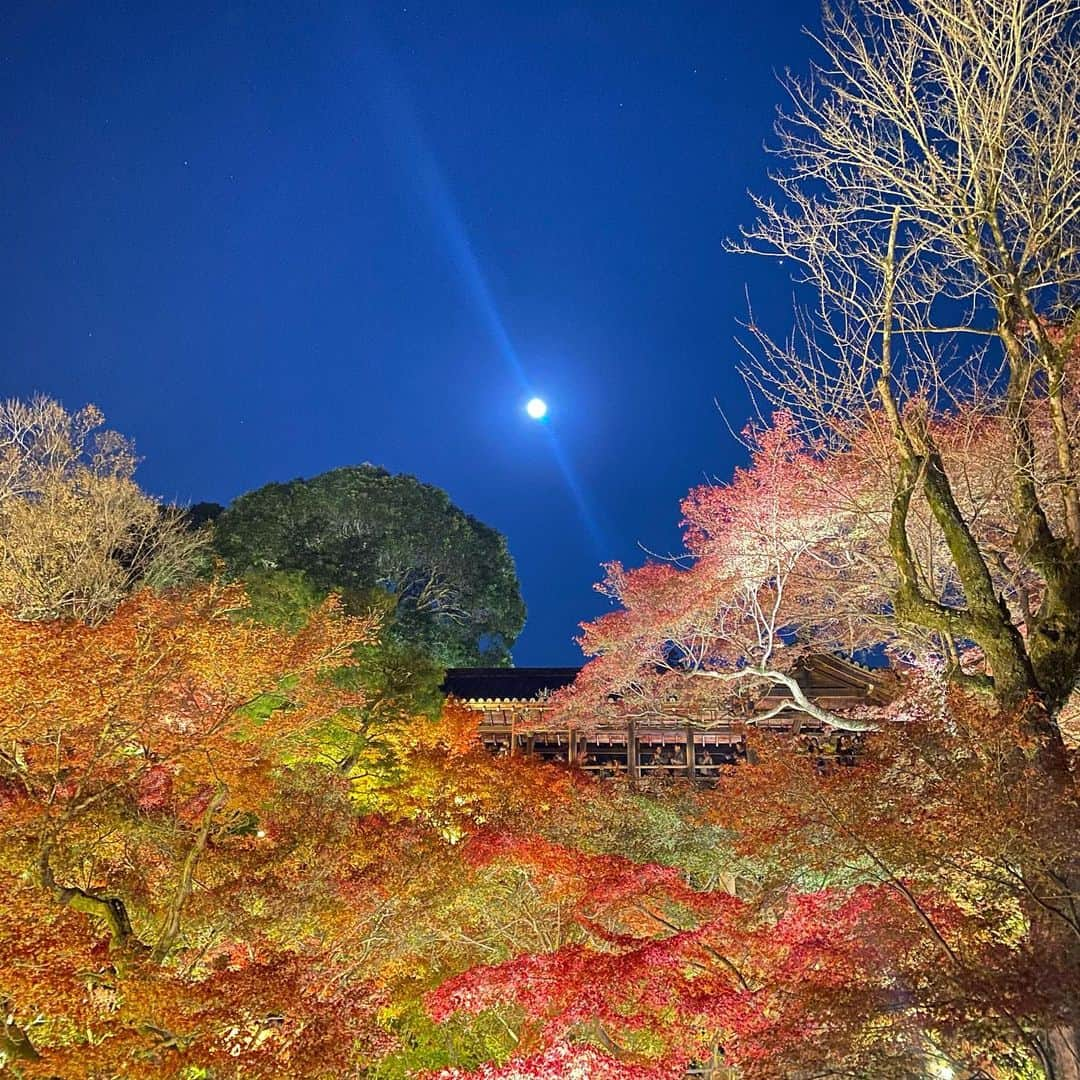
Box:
567;728;575;765
686;723;696;781
525;733;535;759
627;719;638;781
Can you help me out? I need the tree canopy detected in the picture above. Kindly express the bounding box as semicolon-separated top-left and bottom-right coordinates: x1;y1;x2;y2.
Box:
9;0;1080;1075
536;0;1080;1072
212;465;526;666
0;396;205;624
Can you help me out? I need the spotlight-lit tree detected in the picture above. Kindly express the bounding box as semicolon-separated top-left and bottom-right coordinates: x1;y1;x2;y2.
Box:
0;583;388;1073
0;396;206;624
731;0;1080;724
545;1;1080;1072
726;0;1080;1070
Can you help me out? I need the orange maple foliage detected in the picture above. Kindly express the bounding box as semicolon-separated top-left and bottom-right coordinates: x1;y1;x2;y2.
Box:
0;597;609;1077
0;583;398;1075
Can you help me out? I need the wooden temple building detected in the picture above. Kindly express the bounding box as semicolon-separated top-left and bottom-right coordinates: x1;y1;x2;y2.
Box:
443;656;895;782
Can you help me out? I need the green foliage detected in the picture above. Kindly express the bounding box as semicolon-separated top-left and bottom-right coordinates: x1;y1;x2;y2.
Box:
339;636;446;721
545;786;739;893
370;1003;518;1079
233;568;326;632
183;501;225;530
318;638;447;809
211;465;526;665
222;568;447;808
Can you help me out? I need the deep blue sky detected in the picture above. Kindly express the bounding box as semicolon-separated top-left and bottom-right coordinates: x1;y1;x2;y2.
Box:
1;2;815;664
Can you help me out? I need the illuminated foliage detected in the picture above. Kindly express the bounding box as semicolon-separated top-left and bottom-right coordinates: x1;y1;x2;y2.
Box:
0;396;206;624
212;465;526;666
0;582;395;1073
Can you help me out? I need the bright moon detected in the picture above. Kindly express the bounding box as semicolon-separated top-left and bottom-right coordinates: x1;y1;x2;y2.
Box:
525;397;548;420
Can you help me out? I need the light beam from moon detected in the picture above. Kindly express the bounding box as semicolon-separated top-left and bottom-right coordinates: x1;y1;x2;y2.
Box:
368;54;605;553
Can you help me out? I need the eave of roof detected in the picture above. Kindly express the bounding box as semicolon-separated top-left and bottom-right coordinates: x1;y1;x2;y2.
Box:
442;667;583;703
442;655;897;707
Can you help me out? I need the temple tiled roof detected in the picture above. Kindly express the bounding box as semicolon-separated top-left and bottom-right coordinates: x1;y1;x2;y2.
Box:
443;655;896;708
442;667;582;703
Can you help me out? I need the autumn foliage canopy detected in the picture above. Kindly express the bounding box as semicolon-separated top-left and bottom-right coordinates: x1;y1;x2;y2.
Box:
5;357;1080;1080
10;0;1080;1064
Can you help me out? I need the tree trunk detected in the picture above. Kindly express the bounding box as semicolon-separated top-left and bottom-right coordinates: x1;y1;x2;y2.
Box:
0;1006;40;1062
1034;861;1080;1080
1045;1026;1080;1080
1030;732;1080;1080
39;843;146;954
152;783;226;962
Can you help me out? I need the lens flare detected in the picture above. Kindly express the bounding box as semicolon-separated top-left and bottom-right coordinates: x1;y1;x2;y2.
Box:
369;53;605;553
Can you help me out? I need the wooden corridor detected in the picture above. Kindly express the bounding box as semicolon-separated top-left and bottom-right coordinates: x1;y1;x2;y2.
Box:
443;656;894;781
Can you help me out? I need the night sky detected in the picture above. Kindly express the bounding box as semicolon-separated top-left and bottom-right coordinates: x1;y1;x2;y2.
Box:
1;2;815;665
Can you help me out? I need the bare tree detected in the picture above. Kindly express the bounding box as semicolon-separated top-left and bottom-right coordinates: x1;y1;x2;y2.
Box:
732;0;1080;1072
0;396;207;623
733;0;1080;712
